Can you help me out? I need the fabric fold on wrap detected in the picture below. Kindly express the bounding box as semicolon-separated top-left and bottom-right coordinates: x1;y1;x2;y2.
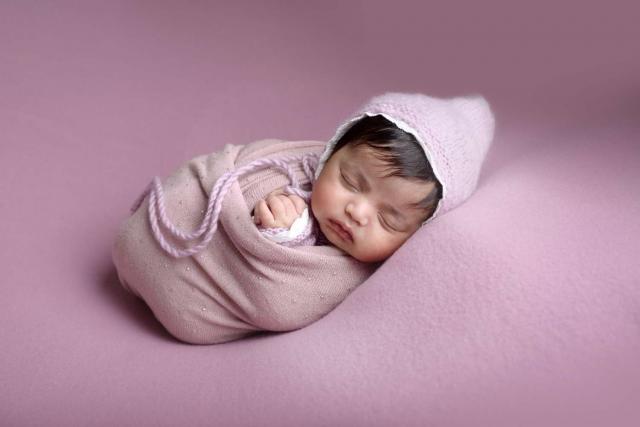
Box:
112;138;378;344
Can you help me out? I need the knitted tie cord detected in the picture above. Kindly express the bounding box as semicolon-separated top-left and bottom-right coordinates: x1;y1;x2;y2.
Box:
129;152;320;258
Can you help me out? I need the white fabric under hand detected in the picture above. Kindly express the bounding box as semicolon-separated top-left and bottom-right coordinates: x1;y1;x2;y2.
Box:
253;207;310;243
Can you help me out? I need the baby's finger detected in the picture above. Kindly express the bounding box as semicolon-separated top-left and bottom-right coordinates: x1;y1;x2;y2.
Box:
287;194;307;215
276;194;299;219
269;187;286;197
266;192;286;219
255;199;275;227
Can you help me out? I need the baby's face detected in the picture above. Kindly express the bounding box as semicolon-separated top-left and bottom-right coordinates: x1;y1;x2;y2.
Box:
311;143;435;263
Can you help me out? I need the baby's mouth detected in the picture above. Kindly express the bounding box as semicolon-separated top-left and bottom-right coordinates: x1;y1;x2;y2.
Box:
328;219;353;243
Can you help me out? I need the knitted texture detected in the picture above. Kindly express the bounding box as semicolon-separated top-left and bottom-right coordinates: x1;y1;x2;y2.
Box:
314;92;496;225
112;139;376;344
130;152;320;258
129;92;496;257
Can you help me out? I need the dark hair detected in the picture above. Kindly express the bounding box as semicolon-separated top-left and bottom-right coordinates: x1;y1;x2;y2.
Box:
330;114;443;221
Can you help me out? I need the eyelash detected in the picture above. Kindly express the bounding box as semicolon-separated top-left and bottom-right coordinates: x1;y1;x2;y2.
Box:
340;171;357;191
378;213;396;231
340;171;397;232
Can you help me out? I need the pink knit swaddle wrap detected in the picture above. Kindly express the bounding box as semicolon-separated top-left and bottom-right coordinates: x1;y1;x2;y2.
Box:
129;147;320;256
112;138;377;344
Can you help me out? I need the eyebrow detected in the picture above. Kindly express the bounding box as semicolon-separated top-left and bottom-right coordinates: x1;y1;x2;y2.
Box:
342;162;408;220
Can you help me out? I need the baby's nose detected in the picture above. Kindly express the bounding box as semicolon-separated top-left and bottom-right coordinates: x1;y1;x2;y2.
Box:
346;202;369;226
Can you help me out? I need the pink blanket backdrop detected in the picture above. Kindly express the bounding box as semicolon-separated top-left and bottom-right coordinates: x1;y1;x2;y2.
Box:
1;1;638;426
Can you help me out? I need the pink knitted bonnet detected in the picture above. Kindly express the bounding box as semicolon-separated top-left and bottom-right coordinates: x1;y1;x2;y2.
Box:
313;92;496;226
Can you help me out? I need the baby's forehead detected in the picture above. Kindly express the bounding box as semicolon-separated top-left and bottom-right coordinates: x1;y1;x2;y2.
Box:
341;146;434;203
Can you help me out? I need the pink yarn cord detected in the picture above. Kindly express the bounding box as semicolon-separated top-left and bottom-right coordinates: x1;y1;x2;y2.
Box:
129;152;320;258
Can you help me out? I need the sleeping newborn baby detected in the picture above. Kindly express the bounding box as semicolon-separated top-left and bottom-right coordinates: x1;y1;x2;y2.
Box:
253;114;442;263
112;92;495;344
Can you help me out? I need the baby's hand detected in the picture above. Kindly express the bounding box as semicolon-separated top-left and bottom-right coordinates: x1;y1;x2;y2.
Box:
253;189;307;229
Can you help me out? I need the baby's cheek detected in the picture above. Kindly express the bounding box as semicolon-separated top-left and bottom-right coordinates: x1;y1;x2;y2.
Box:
359;232;405;263
310;191;320;218
310;186;330;216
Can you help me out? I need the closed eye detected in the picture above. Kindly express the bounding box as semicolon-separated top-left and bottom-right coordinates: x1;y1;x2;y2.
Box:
341;169;402;232
378;213;399;232
340;171;358;191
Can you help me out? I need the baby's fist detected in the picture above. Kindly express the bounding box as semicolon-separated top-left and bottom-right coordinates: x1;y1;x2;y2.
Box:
253;190;307;229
